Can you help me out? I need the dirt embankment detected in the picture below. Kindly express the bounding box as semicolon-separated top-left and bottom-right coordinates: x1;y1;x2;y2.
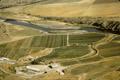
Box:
41;17;120;34
17;48;53;65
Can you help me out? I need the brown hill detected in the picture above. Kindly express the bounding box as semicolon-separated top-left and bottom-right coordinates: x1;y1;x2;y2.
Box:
94;0;120;4
1;0;120;17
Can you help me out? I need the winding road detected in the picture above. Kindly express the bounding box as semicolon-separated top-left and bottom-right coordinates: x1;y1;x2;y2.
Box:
50;33;117;63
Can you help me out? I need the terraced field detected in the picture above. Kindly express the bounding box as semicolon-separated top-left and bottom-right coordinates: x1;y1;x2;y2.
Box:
0;31;106;60
29;29;120;80
0;35;66;59
31;35;67;48
33;33;105;65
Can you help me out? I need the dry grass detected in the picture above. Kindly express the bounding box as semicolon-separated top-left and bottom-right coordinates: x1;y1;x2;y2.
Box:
83;3;120;17
4;0;93;17
3;0;120;17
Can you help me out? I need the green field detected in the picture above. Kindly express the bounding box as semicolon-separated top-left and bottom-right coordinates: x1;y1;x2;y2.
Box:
0;37;40;59
0;35;68;59
39;45;89;60
71;57;120;79
31;35;67;48
98;42;120;57
31;33;106;64
69;33;105;45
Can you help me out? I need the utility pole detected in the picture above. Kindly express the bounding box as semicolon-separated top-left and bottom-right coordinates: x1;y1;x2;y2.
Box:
67;33;70;46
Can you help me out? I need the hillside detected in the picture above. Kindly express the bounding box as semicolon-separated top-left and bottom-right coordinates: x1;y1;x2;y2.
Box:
0;0;80;9
0;0;42;9
1;0;119;17
0;21;43;43
39;17;120;34
94;0;120;4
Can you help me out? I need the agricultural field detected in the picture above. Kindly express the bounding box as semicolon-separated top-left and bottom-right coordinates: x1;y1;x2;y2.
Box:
98;42;120;57
0;17;120;80
69;33;105;45
0;0;120;80
31;35;67;48
71;57;120;80
38;45;89;60
0;18;120;80
0;35;66;59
